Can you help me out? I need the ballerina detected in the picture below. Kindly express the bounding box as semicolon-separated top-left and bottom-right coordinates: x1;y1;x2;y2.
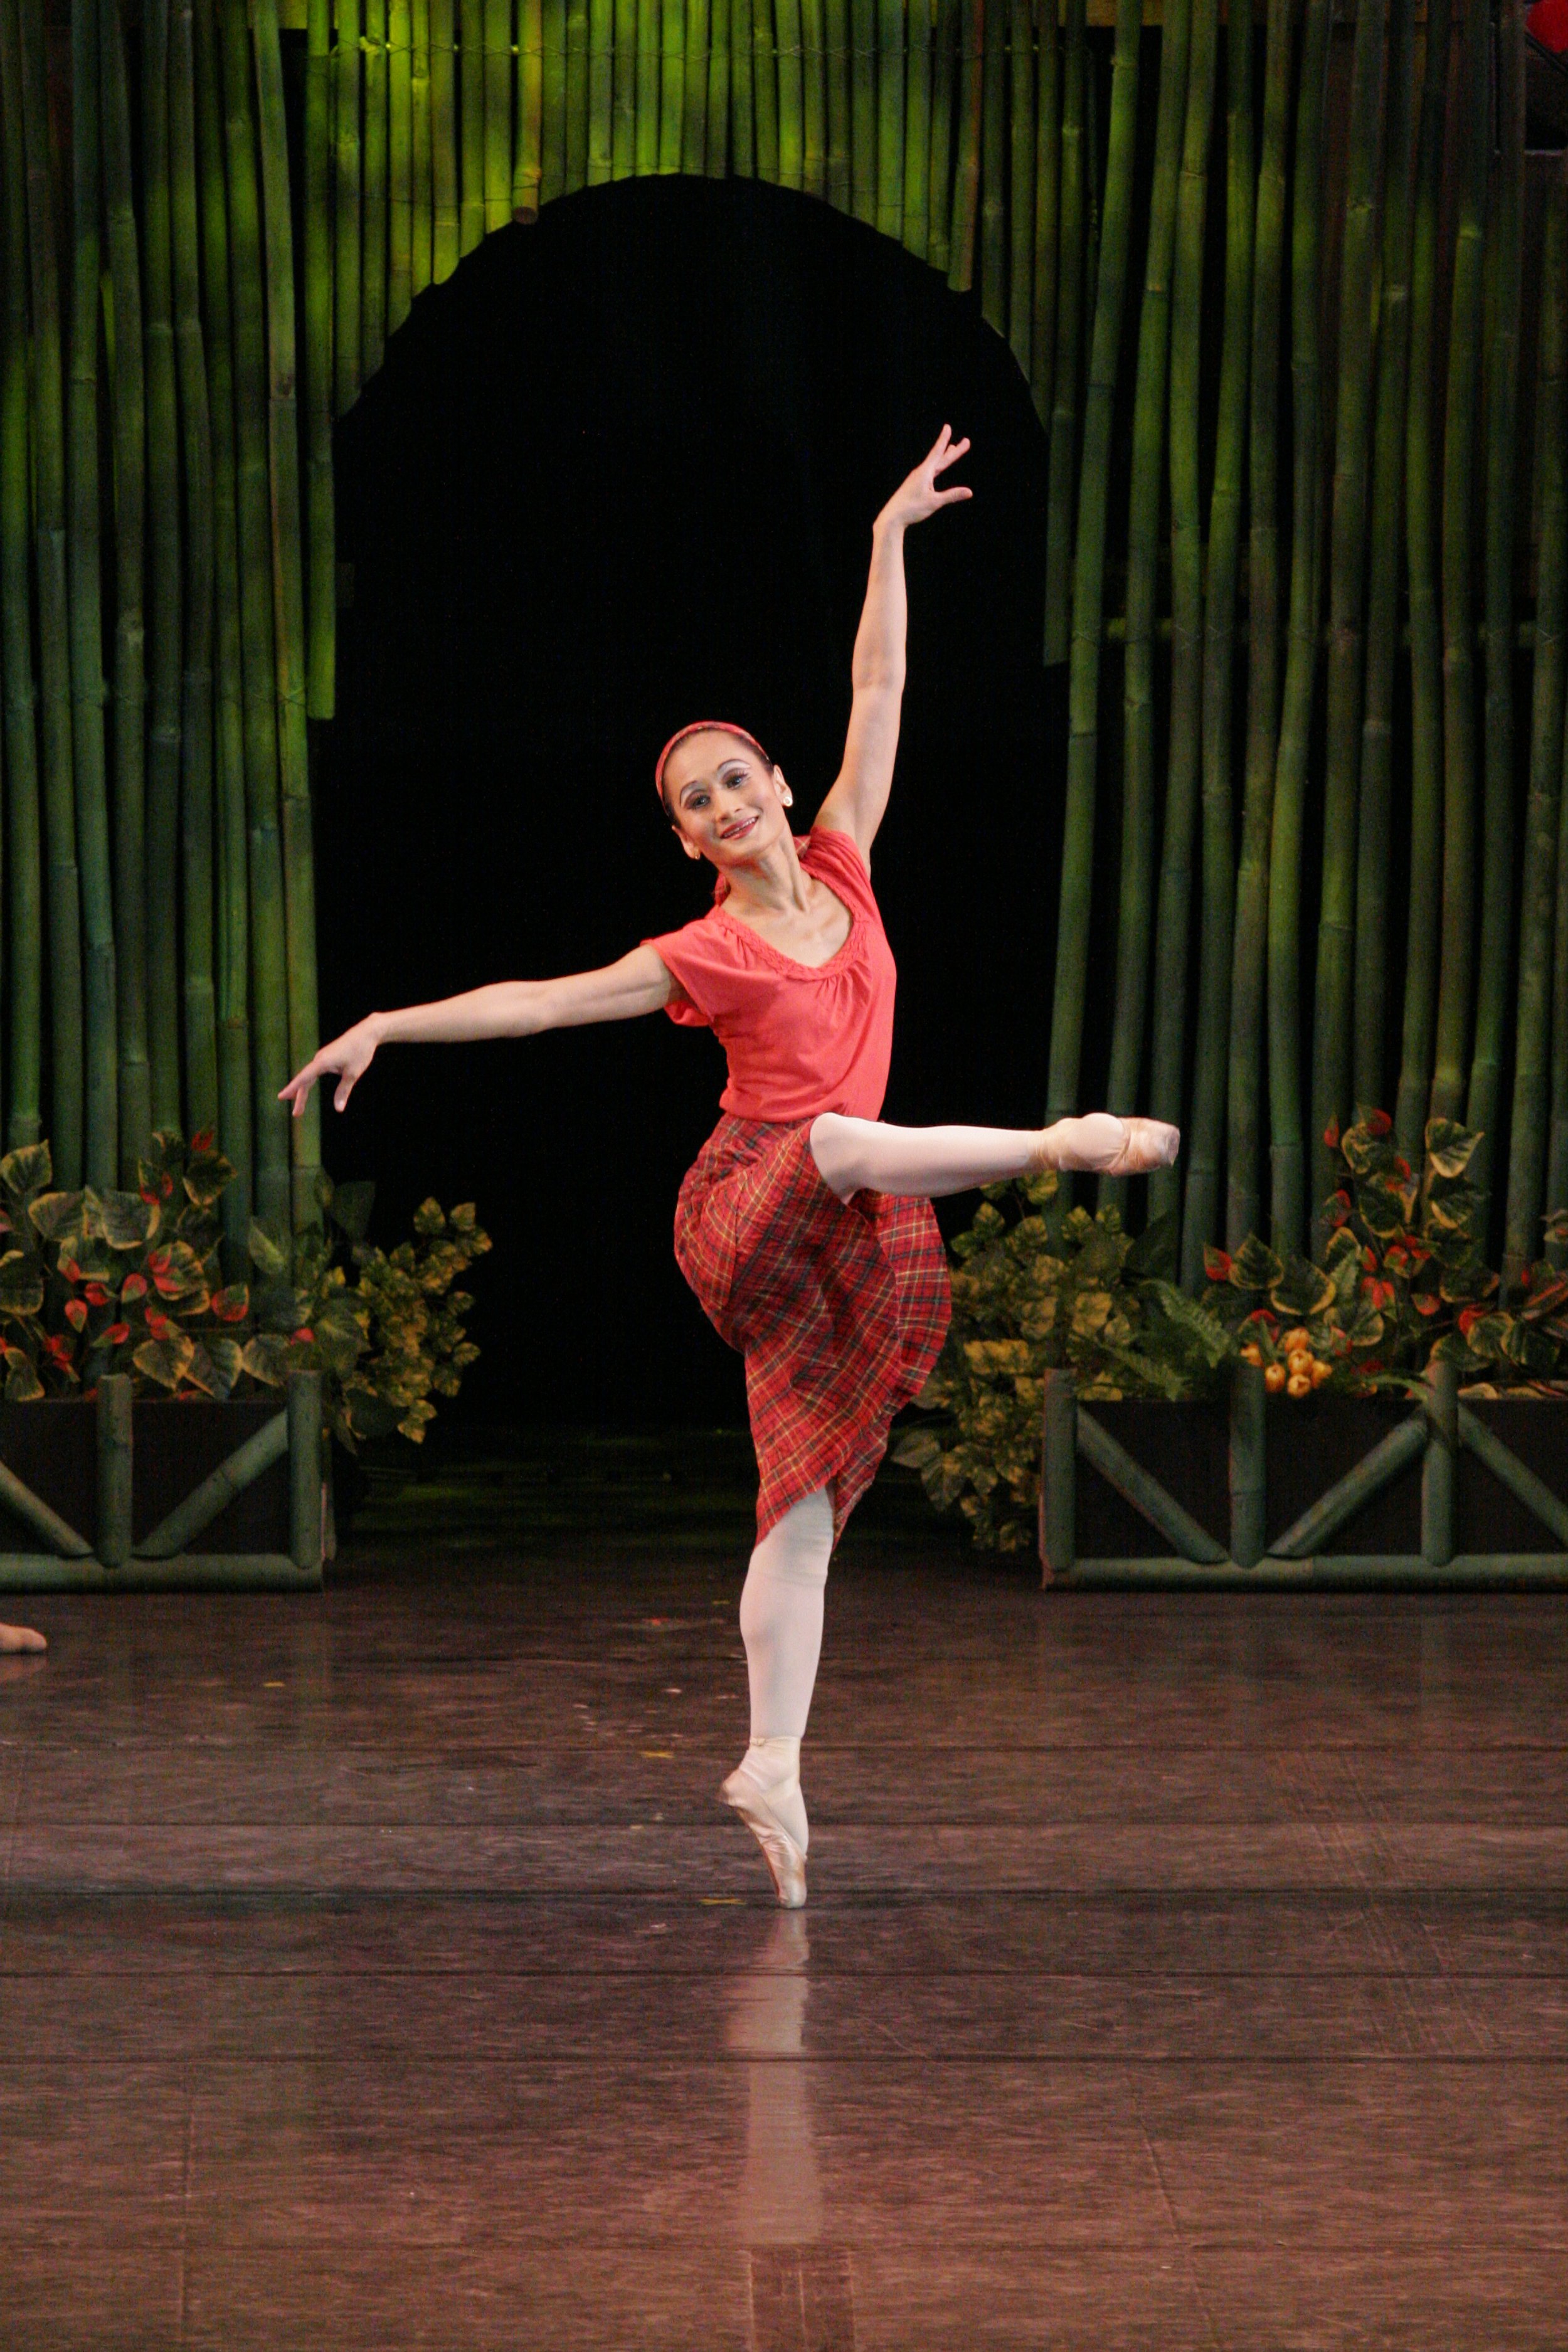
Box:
280;426;1178;1907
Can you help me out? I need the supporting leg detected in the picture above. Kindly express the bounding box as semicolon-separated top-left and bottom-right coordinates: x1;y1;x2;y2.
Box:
723;1486;835;1908
808;1111;1180;1202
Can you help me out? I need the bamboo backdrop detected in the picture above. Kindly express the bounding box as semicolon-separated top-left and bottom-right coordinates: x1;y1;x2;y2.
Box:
1;0;1567;1289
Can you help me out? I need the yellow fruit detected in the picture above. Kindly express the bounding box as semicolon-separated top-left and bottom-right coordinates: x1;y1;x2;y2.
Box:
1310;1357;1333;1388
1287;1348;1313;1377
1286;1371;1313;1399
1264;1362;1288;1394
1281;1327;1311;1355
1240;1342;1263;1367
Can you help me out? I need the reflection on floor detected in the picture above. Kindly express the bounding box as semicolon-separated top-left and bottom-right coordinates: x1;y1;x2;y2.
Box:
3;1428;1566;2349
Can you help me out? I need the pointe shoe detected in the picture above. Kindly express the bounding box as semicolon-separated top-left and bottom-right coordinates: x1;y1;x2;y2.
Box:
721;1764;808;1909
0;1623;46;1654
1033;1113;1181;1177
1099;1115;1181;1177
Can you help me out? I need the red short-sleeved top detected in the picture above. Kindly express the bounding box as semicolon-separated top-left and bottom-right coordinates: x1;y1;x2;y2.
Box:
641;825;896;1122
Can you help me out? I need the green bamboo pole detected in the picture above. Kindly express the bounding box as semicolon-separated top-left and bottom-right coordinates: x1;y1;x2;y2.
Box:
461;0;486;235
612;0;636;171
543;0;568;194
172;0;218;1138
1042;0;1083;662
1264;0;1330;1254
489;0;518;210
194;0;252;1252
661;0;686;166
1392;0;1449;1160
876;0;903;234
220;0;292;1229
1180;0;1253;1282
18;0;84;1185
335;0;364;403
144;0;185;1137
1550;697;1568;1249
364;0;389;373
948;0;982;285
1503;154;1568;1288
518;0;544;203
67;0;117;1186
850;0;876;220
1044;0;1140;1132
1467;0;1525;1202
0;0;42;1148
924;0;953;259
637;0;663;173
756;0;780;178
1101;0;1190;1211
1224;0;1288;1247
1429;0;1488;1125
389;0;415;322
776;0;803;185
1147;0;1216;1237
1351;0;1414;1110
433;0;460;265
590;0;613;182
1309;0;1386;1231
730;0;754;176
415;0;435;260
1028;0;1056;423
799;0;822;191
304;0;336;718
901;0;928;250
979;0;1005;329
566;0;590;183
1004;0;1032;366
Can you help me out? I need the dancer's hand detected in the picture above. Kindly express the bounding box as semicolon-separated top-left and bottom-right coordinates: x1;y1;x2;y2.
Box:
278;1015;383;1117
876;425;972;534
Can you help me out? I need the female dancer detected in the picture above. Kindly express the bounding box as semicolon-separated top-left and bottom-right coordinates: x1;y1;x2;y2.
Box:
281;427;1178;1907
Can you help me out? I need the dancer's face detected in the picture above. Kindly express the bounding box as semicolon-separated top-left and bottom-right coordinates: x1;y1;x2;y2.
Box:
664;732;793;869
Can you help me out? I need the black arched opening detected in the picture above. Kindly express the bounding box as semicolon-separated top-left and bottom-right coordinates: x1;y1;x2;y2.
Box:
319;174;1060;1426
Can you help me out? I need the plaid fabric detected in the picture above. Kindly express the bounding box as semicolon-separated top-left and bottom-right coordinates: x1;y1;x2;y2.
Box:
673;1115;951;1546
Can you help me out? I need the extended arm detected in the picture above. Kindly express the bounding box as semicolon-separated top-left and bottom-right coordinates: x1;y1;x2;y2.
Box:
814;426;972;861
279;945;675;1115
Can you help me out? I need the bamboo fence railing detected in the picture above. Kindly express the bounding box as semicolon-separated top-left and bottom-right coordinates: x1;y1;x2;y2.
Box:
1;0;1566;1288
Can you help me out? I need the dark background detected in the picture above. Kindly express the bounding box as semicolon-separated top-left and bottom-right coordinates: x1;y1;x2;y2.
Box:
319;174;1066;1427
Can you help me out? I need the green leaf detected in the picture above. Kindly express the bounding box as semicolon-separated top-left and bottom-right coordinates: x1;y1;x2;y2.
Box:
4;1359;45;1401
1424;1118;1481;1180
240;1333;290;1387
1229;1234;1284;1293
1268;1256;1337;1320
183;1148;236;1210
248;1218;291;1279
98;1189;157;1249
133;1332;197;1390
28;1190;89;1245
1126;1210;1179;1279
0;1253;45;1316
889;1429;944;1471
329;1179;376;1242
0;1143;52;1199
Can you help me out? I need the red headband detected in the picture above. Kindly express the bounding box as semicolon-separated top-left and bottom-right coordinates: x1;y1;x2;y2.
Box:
654;721;771;802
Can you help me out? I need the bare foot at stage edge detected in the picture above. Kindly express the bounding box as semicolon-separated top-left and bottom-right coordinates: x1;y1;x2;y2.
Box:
721;1765;808;1910
0;1623;46;1653
1034;1114;1181;1179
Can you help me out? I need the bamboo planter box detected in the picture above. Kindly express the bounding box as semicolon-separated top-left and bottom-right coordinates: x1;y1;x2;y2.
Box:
0;1373;325;1592
1039;1362;1568;1587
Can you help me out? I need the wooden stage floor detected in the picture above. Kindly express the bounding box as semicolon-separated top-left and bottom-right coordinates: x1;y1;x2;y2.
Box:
3;1430;1565;2350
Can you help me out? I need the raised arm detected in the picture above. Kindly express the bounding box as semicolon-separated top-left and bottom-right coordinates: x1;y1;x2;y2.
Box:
814;426;972;861
279;945;675;1116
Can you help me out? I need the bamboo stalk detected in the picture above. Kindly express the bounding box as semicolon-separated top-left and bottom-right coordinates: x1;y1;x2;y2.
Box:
433;0;460;263
901;0;927;250
364;0;389;371
662;0;686;166
68;0;117;1185
172;0;218;1138
1550;685;1568;1248
879;0;905;229
415;0;435;262
144;0;185;1137
850;0;876;221
1352;0;1414;1110
709;0;731;169
1264;0;1330;1254
729;0;753;175
979;0;1005;328
219;0;292;1229
1029;0;1057;423
489;0;518;209
1147;0;1217;1237
461;0;486;235
335;0;364;400
1224;0;1289;1247
194;0;252;1253
517;0;543;203
1467;0;1525;1202
1392;0;1449;1160
1005;0;1033;366
948;0;982;285
1044;0;1141;1132
590;0;613;181
389;0;415;319
304;0;336;716
0;0;42;1149
18;0;84;1185
255;0;323;1229
756;0;780;178
877;0;903;235
776;0;802;184
542;0;568;193
1309;0;1386;1232
1042;0;1084;662
1101;0;1191;1210
1503;155;1568;1287
800;0;822;191
612;0;636;171
1180;0;1253;1282
1428;0;1488;1125
566;0;590;183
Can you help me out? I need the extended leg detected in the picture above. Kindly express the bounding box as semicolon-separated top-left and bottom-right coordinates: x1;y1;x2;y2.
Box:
808;1111;1179;1203
723;1486;835;1909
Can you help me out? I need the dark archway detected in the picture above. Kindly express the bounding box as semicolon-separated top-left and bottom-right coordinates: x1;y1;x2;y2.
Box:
319;174;1060;1426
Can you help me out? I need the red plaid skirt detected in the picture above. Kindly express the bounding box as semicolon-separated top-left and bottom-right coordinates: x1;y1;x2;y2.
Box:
673;1115;951;1546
